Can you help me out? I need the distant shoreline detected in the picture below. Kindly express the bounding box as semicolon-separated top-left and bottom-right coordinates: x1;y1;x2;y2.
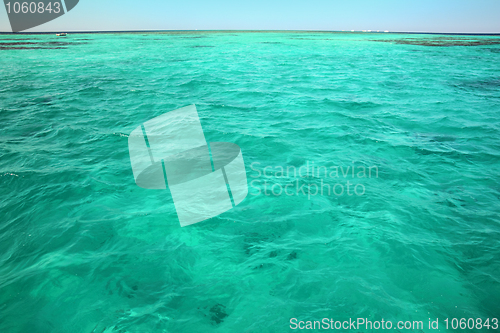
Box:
0;30;499;36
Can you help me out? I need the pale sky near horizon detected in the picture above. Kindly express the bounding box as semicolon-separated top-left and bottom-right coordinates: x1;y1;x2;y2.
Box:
1;0;500;33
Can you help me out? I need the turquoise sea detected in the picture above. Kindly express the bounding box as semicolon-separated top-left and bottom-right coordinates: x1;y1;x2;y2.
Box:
1;32;500;332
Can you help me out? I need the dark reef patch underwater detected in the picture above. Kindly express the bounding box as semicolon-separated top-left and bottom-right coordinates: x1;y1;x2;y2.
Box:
373;36;500;46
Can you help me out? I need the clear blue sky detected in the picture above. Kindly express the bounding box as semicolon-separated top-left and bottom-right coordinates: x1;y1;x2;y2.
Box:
1;0;500;33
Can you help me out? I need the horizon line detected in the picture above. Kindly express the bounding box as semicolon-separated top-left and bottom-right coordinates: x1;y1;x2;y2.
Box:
1;29;500;36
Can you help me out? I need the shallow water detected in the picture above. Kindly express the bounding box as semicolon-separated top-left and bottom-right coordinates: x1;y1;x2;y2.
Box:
1;32;499;332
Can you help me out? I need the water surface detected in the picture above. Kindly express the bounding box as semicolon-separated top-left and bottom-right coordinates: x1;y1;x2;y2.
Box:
1;32;499;332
